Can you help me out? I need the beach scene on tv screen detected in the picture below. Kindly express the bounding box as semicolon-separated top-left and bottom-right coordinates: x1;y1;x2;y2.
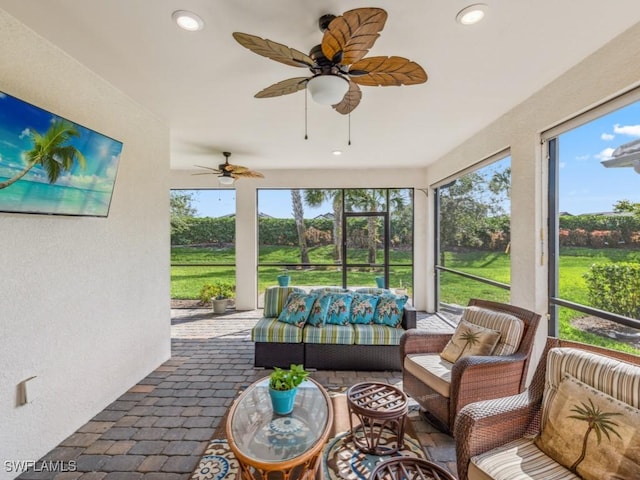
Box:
0;91;123;217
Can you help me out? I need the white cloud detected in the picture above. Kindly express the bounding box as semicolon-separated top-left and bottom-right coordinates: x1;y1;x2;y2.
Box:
18;128;31;139
595;147;615;161
613;124;640;137
601;133;615;141
575;154;590;161
559;162;566;169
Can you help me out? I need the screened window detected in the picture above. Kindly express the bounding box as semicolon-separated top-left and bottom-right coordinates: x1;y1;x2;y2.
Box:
434;155;511;313
547;97;640;354
170;189;236;301
257;188;413;298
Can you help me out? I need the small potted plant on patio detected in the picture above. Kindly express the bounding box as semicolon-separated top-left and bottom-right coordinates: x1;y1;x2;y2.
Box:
269;364;309;415
199;281;235;314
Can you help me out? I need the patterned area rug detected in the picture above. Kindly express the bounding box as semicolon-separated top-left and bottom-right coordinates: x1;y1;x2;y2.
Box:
323;429;426;480
191;390;428;479
191;440;239;480
192;429;426;480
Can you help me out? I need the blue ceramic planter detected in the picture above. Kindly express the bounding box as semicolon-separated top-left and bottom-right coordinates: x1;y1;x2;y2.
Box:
277;275;290;287
375;276;385;288
269;387;297;415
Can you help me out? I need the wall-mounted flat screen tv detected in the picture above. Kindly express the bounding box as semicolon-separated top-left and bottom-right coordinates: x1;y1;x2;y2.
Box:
0;90;123;217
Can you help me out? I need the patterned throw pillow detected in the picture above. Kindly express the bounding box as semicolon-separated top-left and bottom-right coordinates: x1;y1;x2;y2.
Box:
350;293;379;324
276;292;318;327
373;294;408;327
263;286;305;318
439;319;501;363
306;293;333;327
325;293;353;325
535;374;640;480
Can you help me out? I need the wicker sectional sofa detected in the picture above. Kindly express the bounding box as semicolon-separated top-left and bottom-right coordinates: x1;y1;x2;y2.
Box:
252;286;417;371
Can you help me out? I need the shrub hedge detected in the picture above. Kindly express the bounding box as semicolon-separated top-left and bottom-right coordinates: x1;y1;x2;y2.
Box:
584;263;640;319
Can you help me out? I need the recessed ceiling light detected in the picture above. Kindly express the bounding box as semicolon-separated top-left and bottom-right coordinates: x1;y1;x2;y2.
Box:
172;10;204;31
332;150;342;156
456;4;487;25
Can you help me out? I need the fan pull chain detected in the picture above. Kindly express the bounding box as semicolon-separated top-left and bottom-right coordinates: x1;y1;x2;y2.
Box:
348;111;351;145
304;86;308;140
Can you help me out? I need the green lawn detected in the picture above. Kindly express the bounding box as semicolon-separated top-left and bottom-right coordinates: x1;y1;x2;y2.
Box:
171;245;639;354
441;247;640;354
171;245;412;298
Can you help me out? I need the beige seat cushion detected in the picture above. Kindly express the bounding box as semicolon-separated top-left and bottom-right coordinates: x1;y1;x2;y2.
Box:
470;437;579;480
463;306;525;356
404;353;452;398
535;374;640;480
440;319;501;363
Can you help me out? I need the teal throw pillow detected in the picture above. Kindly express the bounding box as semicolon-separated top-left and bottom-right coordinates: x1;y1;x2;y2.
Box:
277;292;318;327
350;293;379;324
307;293;333;327
373;294;408;327
326;293;353;325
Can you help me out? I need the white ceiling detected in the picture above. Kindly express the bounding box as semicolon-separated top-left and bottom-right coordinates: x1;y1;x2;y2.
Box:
2;1;640;174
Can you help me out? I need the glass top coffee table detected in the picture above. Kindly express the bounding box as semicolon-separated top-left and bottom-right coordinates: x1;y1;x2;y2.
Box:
226;377;333;480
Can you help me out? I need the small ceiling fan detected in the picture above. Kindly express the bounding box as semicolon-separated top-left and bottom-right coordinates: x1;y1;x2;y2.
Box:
233;7;427;115
194;152;264;185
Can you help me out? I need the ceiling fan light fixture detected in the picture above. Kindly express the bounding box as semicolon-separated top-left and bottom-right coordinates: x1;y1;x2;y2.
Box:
456;4;487;25
172;10;204;31
307;75;350;105
218;175;235;186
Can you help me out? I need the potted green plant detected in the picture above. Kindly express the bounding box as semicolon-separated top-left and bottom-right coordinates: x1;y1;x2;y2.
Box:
277;269;291;287
199;281;235;314
268;364;309;415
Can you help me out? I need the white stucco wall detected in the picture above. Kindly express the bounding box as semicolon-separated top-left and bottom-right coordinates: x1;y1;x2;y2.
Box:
0;9;171;471
170;168;429;310
426;22;640;382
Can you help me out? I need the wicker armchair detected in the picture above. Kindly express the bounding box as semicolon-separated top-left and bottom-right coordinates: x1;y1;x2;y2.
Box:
454;337;640;480
400;299;541;434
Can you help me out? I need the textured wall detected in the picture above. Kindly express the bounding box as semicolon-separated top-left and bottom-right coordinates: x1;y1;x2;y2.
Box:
425;21;640;383
0;9;171;471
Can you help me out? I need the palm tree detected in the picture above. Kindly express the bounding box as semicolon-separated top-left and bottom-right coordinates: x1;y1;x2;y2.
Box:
568;398;622;473
304;189;342;262
291;189;309;265
454;328;482;362
0;120;86;190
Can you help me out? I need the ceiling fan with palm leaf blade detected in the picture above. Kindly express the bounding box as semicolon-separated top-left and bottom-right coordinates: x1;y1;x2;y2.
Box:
232;7;427;115
194;151;264;184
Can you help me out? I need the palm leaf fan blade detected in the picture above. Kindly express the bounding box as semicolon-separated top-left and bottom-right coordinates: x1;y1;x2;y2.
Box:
332;81;362;115
255;77;309;98
232;32;313;68
236;169;265;179
321;8;387;65
349;56;427;87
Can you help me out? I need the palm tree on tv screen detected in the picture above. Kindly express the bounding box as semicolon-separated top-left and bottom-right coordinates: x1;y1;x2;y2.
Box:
0;120;86;190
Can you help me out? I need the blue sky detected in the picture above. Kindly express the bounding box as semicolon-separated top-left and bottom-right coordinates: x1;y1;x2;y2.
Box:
559;100;640;214
179;100;640;218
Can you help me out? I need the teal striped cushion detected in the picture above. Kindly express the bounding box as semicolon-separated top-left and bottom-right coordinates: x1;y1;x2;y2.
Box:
263;286;305;318
251;317;303;343
471;438;578;480
302;324;354;345
355;287;391;295
310;287;349;294
353;324;404;345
